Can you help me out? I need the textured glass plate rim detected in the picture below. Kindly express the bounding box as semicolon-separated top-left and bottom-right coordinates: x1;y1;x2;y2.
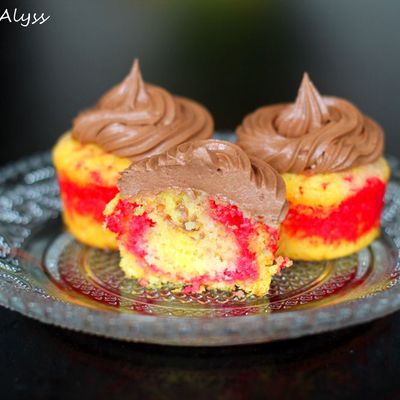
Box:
1;258;400;346
0;149;398;346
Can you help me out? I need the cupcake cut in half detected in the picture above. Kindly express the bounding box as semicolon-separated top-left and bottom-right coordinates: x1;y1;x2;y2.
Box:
236;73;390;261
104;140;290;296
53;59;214;249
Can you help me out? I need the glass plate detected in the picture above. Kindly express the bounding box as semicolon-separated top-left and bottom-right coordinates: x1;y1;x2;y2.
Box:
0;146;399;346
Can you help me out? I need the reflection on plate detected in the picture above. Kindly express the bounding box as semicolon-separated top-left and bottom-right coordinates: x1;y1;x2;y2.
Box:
0;146;399;346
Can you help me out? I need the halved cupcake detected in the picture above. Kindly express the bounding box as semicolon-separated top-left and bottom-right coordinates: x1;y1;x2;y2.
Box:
236;73;390;260
104;140;290;296
53;59;213;249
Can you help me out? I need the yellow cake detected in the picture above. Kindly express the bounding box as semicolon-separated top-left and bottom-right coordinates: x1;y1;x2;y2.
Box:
237;73;389;260
280;158;389;260
52;59;213;248
105;140;291;296
53;133;130;248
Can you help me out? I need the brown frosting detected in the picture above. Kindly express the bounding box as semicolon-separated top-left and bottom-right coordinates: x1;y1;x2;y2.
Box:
118;140;288;226
236;73;384;174
72;59;214;160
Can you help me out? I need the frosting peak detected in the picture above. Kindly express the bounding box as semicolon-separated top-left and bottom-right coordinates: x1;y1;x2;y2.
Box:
118;140;288;226
237;73;384;174
72;59;213;161
100;59;150;110
276;73;330;137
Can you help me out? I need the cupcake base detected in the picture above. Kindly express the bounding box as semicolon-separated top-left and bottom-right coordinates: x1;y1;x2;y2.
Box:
279;158;390;261
105;189;289;296
53;133;130;249
279;228;379;261
62;211;118;249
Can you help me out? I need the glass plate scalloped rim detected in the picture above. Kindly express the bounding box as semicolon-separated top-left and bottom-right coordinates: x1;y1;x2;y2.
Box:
0;143;399;346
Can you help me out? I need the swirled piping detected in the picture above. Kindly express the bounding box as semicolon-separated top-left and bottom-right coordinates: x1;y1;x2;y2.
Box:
118;140;288;226
236;73;384;174
72;59;214;160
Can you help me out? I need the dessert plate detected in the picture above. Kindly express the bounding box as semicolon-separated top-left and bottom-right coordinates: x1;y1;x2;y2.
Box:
0;145;399;346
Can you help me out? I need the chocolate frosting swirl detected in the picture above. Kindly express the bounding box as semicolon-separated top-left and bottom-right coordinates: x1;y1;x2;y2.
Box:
236;73;384;174
72;59;214;160
118;140;288;226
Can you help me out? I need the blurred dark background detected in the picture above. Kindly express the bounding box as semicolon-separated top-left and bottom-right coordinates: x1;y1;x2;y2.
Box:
1;0;400;164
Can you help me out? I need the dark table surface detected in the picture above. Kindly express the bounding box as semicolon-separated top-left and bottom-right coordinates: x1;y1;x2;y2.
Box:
2;305;400;400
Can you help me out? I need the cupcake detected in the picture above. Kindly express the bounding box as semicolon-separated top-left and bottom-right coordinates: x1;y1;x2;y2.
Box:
104;140;290;296
53;59;214;249
236;73;390;261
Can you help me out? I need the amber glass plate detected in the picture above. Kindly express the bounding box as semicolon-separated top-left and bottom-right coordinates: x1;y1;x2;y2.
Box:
0;148;399;346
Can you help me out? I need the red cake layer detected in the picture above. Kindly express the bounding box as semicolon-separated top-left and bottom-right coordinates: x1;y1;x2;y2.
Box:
105;199;154;257
209;199;258;281
283;177;386;243
105;198;280;291
208;200;279;280
58;176;118;222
